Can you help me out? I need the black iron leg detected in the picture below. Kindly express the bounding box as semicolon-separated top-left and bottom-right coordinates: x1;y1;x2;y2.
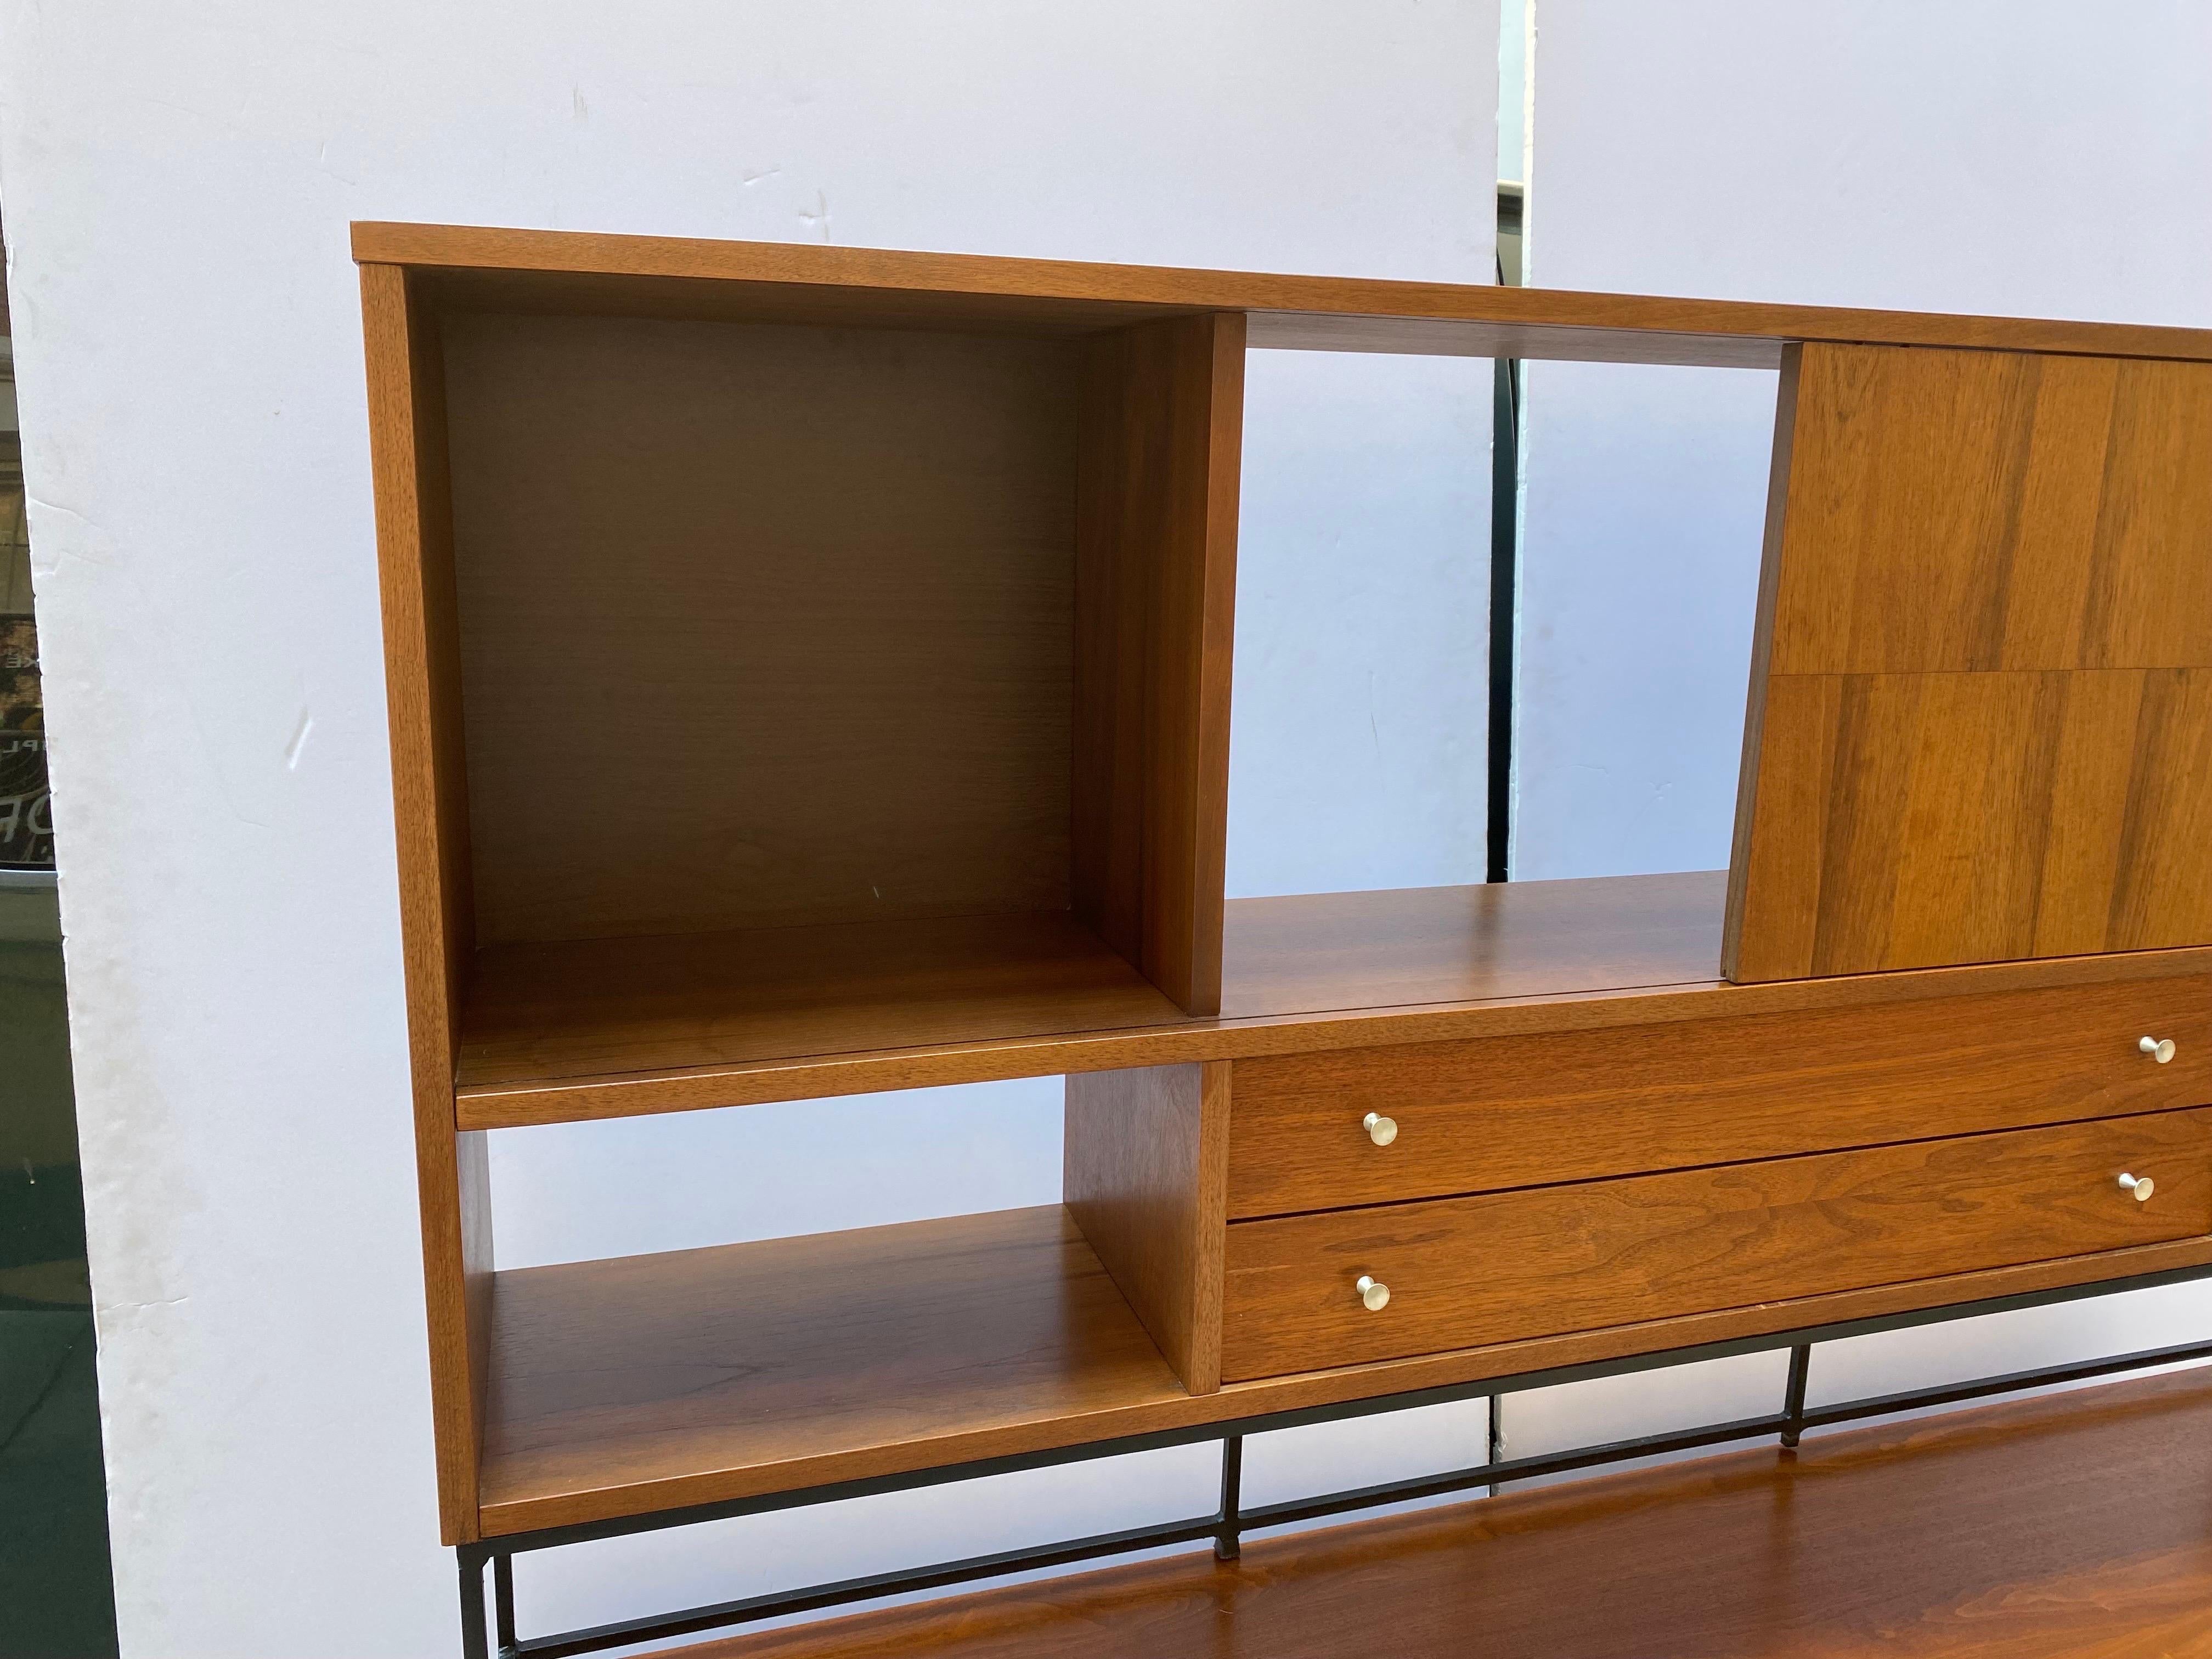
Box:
458;1545;491;1659
493;1553;517;1656
1214;1434;1244;1561
1487;1393;1505;1497
1780;1344;1813;1448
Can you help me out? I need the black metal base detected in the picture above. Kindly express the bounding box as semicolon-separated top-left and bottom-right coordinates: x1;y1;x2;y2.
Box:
457;1259;2212;1659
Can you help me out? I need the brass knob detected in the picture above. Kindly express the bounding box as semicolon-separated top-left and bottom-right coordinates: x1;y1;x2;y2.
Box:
1363;1111;1398;1147
2119;1173;2155;1203
1355;1274;1391;1311
2141;1036;2177;1064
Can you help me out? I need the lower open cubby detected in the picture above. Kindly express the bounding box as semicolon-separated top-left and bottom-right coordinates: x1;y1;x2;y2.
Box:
476;1206;1186;1537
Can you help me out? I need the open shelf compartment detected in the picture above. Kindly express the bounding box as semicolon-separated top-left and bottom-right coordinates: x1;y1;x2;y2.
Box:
371;255;1246;1121
456;871;1732;1119
477;1206;1191;1536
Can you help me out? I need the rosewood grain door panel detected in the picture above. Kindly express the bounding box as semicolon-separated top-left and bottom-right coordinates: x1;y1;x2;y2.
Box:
1219;1109;2212;1382
1226;975;2212;1218
1728;345;2212;982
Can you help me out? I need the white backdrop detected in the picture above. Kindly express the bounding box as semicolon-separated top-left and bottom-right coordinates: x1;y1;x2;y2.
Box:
0;5;1494;1654
1505;0;2212;1463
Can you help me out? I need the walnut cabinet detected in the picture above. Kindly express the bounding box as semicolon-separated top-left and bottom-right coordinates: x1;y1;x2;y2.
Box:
355;223;2212;1545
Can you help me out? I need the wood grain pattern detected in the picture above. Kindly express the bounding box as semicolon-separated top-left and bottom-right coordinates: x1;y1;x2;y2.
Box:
442;312;1081;944
458;910;1185;1088
1227;974;2212;1218
1767;349;2212;675
1065;1063;1231;1393
479;1207;1186;1534
452;878;2212;1130
1220;872;1724;1019
699;1368;2212;1659
1220;1111;2212;1382
474;1203;2212;1537
351;221;2212;365
359;262;490;1544
454;875;1722;1104
1072;315;1243;1015
1729;345;2212;981
1730;668;2212;978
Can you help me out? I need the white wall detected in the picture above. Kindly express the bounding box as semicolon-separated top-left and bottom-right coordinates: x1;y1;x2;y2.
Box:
1516;0;2212;876
1499;0;1530;185
0;4;1495;1654
1504;0;2212;1463
1227;349;1493;899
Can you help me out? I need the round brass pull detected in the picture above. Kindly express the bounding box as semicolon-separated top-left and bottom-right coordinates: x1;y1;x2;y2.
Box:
2141;1036;2177;1064
1355;1274;1391;1311
2119;1173;2155;1203
1363;1111;1399;1147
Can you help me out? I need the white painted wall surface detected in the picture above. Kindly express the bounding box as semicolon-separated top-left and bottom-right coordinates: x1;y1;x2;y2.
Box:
1504;0;2212;1466
1516;0;2212;876
0;4;1494;1654
1227;348;1493;899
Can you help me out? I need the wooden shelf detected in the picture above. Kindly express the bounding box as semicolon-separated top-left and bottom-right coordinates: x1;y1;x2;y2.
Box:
476;1199;2212;1539
1217;870;1724;1019
459;911;1187;1092
478;1206;1191;1536
455;873;1728;1125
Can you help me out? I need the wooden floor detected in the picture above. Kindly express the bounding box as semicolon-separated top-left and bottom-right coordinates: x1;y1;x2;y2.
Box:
669;1367;2212;1659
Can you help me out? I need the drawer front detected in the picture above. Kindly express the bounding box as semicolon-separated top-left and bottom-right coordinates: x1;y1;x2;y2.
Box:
1228;975;2212;1217
1220;1109;2212;1383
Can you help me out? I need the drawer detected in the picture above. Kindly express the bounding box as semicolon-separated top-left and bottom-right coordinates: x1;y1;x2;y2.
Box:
1219;1109;2212;1383
1228;975;2212;1217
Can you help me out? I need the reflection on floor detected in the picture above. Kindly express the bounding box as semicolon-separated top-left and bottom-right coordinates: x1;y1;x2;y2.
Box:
678;1366;2212;1659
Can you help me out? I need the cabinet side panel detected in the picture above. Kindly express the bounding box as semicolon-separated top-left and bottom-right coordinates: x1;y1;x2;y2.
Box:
1064;1062;1228;1393
1174;317;1243;1012
360;262;488;1542
1071;314;1242;1014
1729;344;2212;980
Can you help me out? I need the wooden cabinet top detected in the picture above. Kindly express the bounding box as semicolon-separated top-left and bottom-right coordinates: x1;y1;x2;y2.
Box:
352;220;2212;368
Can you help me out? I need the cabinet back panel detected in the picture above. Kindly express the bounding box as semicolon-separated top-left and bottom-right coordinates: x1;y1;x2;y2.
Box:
441;313;1081;944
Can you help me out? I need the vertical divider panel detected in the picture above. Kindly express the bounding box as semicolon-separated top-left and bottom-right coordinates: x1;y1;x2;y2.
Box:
360;264;494;1543
1064;1062;1231;1394
1073;313;1245;1016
